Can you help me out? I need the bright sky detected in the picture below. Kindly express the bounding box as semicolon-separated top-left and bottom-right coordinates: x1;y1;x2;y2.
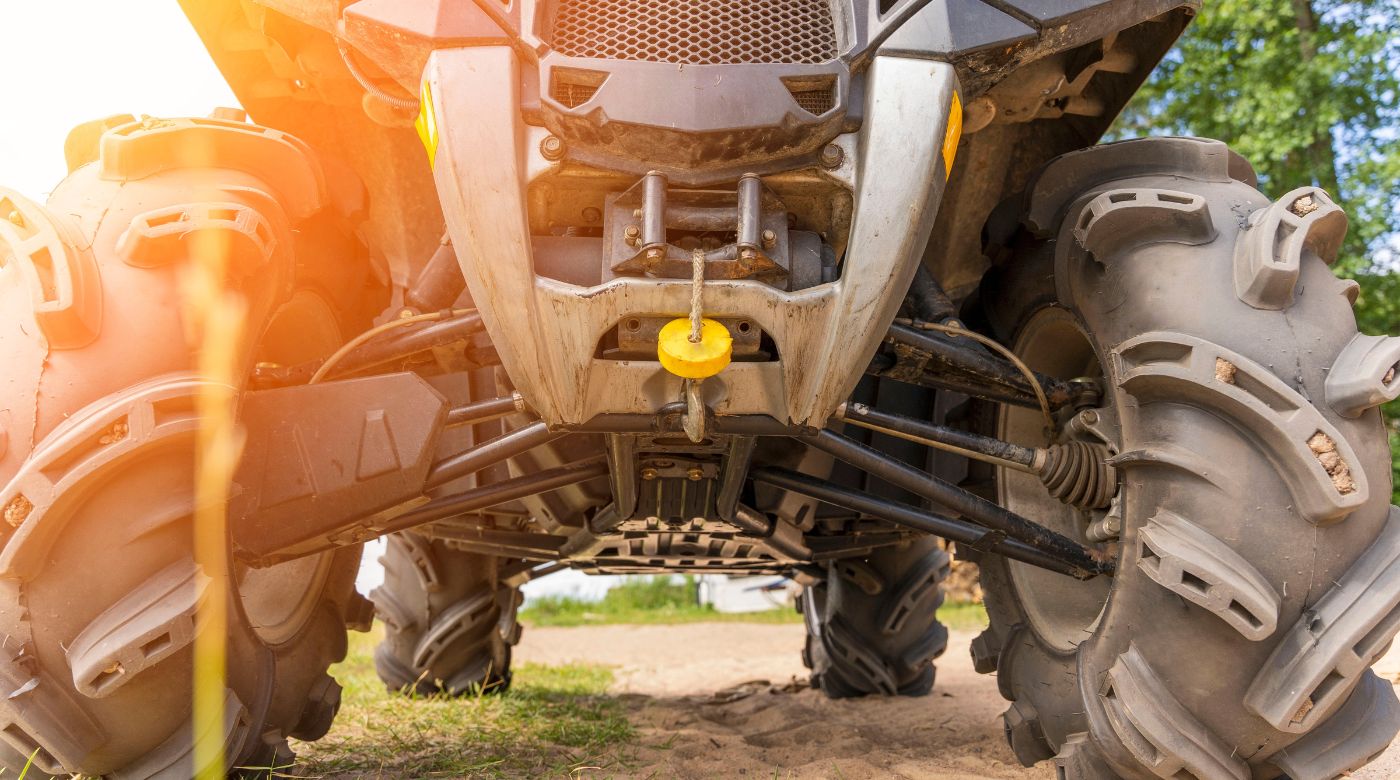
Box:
0;2;618;601
0;2;239;198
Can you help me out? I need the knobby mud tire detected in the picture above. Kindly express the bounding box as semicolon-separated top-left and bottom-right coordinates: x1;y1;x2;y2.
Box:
371;533;522;696
801;537;951;698
971;137;1400;780
0;116;370;777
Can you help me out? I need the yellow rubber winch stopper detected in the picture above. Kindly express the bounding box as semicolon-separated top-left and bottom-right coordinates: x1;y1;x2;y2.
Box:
657;318;732;379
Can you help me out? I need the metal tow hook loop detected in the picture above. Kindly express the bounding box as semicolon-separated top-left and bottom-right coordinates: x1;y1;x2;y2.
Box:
683;379;705;443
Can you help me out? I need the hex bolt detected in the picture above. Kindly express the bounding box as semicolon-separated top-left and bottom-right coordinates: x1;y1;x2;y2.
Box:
640;467;659;481
761;229;777;249
540;135;566;161
686;467;704;481
820;143;844;168
1078;410;1100;425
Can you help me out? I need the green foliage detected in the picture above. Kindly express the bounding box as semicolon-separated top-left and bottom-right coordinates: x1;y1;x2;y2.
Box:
294;627;635;778
1352;276;1400;500
935;600;990;632
517;575;991;630
1117;0;1400;264
1116;1;1400;501
521;575;804;627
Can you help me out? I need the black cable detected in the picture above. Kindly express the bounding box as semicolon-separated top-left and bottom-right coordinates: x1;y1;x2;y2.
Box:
336;42;420;113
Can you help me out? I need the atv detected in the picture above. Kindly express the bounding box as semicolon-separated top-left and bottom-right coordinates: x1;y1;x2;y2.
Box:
1;0;1398;777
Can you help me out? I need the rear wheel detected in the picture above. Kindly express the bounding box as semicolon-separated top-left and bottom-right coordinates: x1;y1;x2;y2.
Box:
801;537;950;697
371;533;522;696
0;116;369;777
972;137;1400;779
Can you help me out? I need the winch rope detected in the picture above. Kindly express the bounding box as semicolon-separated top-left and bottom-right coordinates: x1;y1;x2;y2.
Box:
689;247;704;342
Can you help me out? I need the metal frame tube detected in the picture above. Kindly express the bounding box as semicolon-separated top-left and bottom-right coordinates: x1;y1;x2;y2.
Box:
332;313;485;378
736;173;763;250
867;353;1046;410
837;402;1040;472
802;429;1112;575
715;436;757;521
406;236;466;311
604;434;639;521
886;323;1076;410
641;171;668;249
425;420;563;489
752;467;1096;579
391;459;609;533
445;394;524;428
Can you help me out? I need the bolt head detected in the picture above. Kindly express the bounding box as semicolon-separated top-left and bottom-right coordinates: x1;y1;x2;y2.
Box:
640;467;659;481
819;143;844;168
686;467;704;481
761;229;777;247
1078;410;1100;425
540;135;565;160
624;225;640;238
5;210;23;228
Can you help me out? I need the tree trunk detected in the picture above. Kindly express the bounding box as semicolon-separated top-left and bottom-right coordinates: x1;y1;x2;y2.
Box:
1289;0;1343;196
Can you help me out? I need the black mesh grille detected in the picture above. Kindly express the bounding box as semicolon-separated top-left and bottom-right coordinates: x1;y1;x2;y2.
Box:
551;0;839;65
787;86;835;114
551;80;600;108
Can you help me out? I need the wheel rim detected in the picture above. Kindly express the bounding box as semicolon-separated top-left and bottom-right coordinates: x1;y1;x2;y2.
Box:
997;306;1114;653
238;289;345;645
237;554;336;645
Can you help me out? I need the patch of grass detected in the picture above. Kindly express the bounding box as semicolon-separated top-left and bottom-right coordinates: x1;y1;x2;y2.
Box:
521;576;803;627
521;576;987;631
293;627;634;778
939;600;989;632
294;599;986;776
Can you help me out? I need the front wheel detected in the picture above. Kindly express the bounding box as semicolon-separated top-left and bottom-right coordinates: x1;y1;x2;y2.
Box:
971;137;1400;780
0;116;370;777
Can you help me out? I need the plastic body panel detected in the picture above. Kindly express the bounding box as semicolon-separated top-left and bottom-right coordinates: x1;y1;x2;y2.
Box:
427;46;959;425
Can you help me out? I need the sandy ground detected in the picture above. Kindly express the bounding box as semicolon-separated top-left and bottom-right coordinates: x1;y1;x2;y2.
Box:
516;623;1400;779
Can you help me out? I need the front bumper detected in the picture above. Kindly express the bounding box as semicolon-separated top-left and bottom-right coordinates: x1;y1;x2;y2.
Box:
425;46;959;427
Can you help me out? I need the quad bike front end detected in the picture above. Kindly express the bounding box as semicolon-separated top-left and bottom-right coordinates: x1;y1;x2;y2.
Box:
3;1;1400;779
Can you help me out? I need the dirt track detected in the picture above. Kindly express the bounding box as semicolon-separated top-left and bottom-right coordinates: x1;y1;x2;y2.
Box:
517;622;1400;779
